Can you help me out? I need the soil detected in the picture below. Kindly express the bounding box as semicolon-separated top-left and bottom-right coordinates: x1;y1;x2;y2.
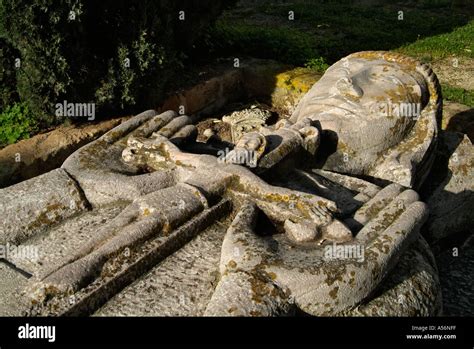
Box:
432;57;474;91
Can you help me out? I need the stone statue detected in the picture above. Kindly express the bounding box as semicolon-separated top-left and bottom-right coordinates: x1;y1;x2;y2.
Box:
27;112;351;302
0;51;442;316
203;51;442;315
205;188;429;316
231;51;442;189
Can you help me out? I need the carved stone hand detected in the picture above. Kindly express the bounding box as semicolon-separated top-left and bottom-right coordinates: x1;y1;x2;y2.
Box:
62;110;198;206
205;183;428;316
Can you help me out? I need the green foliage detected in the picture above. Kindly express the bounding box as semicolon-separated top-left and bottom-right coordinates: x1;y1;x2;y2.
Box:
0;38;20;110
0;0;234;129
398;20;474;60
0;103;37;147
208;1;473;112
442;85;474;107
209;22;319;66
305;57;329;73
211;1;471;65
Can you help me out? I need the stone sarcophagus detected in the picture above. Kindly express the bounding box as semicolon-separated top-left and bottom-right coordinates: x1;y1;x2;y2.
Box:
0;52;443;316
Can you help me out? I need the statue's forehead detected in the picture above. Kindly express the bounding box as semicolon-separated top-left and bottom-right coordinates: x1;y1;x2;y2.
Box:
322;57;423;92
328;57;403;74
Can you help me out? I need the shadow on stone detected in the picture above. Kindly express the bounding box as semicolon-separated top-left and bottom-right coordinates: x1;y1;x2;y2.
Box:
445;107;474;143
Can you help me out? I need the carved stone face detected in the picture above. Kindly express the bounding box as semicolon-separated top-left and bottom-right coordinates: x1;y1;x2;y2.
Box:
292;53;429;174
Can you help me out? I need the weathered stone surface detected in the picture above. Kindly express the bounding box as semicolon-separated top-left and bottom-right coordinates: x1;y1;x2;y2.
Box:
290;51;441;189
205;270;292;316
95;223;226;316
0;168;88;245
421;131;474;242
9;204;127;279
0;53;457;317
342;236;441;316
0;118;127;188
312;169;381;198
0;262;30;316
207;190;431;316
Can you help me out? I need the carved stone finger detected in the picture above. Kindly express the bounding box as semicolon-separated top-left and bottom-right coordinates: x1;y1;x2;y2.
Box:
29;184;208;302
355;189;420;243
206;203;293;316
157;115;198;138
353;183;404;226
299;125;320;155
102;109;158;144
319;219;353;243
284;219;319;243
129;110;177;139
257;128;303;170
312;169;381;199
169;125;198;146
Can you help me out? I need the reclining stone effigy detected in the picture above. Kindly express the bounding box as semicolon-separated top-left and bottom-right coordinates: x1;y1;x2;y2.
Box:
0;51;442;316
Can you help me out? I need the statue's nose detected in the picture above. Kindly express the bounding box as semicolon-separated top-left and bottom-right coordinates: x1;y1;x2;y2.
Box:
336;77;363;98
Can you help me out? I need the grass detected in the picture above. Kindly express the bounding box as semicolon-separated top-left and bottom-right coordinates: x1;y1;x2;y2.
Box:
206;1;473;105
442;85;474;107
209;21;321;66
213;1;471;62
398;20;474;60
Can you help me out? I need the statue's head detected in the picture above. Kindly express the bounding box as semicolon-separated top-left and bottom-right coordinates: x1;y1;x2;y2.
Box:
290;51;441;187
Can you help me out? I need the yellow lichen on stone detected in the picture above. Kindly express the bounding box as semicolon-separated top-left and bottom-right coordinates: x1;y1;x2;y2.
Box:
275;67;320;94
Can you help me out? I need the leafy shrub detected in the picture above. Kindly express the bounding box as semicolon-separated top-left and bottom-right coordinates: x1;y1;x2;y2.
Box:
305;57;329;73
0;38;20;110
0;0;235;128
0;103;37;147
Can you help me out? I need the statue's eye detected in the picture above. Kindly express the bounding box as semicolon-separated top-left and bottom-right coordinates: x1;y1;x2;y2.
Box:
336;77;353;90
334;67;351;76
